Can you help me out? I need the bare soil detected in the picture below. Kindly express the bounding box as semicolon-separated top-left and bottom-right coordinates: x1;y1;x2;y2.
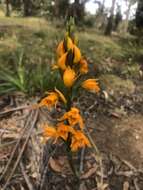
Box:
90;114;143;169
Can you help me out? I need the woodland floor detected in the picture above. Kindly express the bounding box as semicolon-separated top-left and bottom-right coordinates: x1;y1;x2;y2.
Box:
0;80;143;190
0;15;143;190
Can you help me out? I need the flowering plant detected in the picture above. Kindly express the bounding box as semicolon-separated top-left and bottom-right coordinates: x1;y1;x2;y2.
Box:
37;18;100;175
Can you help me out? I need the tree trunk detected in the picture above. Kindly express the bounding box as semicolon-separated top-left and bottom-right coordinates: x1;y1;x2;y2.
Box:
54;0;60;17
5;0;10;17
124;0;132;33
102;0;106;11
105;0;116;35
23;0;32;16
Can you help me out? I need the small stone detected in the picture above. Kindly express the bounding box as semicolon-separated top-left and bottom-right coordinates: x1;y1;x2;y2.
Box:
135;135;139;140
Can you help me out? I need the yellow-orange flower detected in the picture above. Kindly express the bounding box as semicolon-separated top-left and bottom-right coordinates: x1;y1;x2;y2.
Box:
63;67;76;88
59;107;84;129
57;122;75;141
71;131;91;151
73;45;81;63
81;79;100;93
43;124;58;140
57;41;65;57
39;89;67;108
66;37;74;51
79;59;88;74
39;92;59;108
58;52;67;70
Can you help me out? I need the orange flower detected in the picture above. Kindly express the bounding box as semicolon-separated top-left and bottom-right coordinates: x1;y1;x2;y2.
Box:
43;124;58;140
57;122;75;141
63;67;76;88
58;52;67;70
39;92;59;108
59;107;84;129
81;79;100;93
73;45;81;63
79;59;88;74
66;37;74;51
57;41;65;57
71;131;91;151
39;89;67;108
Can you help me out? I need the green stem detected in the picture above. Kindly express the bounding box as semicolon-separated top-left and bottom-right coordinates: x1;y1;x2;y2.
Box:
66;87;72;111
64;86;79;180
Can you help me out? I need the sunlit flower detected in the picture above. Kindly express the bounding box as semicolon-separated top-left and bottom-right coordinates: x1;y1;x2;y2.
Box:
57;122;75;141
71;131;91;151
57;41;65;57
39;92;59;108
73;45;81;63
63;67;76;88
79;59;88;74
58;52;67;70
43;124;58;141
59;107;84;129
81;79;100;93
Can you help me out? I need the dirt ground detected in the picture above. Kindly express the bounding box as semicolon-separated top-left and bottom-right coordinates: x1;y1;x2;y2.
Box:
91;114;143;169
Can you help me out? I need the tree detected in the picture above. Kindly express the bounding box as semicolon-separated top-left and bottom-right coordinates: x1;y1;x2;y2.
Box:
114;5;122;31
94;0;106;13
58;0;69;18
105;0;116;35
67;0;88;25
11;0;22;10
5;0;10;17
136;0;143;29
95;0;108;30
23;0;33;16
124;0;137;33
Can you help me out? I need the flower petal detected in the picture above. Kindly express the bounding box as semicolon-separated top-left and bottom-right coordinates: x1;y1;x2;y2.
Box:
81;79;100;93
63;67;76;87
57;41;65;57
55;88;67;104
79;59;88;74
58;52;67;70
73;45;81;63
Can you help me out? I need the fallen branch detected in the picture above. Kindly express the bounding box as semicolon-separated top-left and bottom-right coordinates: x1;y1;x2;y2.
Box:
0;105;33;117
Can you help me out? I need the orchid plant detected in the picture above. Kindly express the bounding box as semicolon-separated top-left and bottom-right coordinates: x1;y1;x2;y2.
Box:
36;18;100;176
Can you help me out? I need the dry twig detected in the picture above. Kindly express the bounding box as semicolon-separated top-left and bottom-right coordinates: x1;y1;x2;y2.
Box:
1;110;39;190
20;162;34;190
0;110;33;182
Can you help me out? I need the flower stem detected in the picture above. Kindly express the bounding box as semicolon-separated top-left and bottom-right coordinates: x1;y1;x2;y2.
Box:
66;143;79;179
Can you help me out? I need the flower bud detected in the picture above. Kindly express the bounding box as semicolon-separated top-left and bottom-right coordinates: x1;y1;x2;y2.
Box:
58;52;67;70
66;37;74;51
57;41;65;57
63;67;76;87
73;45;81;63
